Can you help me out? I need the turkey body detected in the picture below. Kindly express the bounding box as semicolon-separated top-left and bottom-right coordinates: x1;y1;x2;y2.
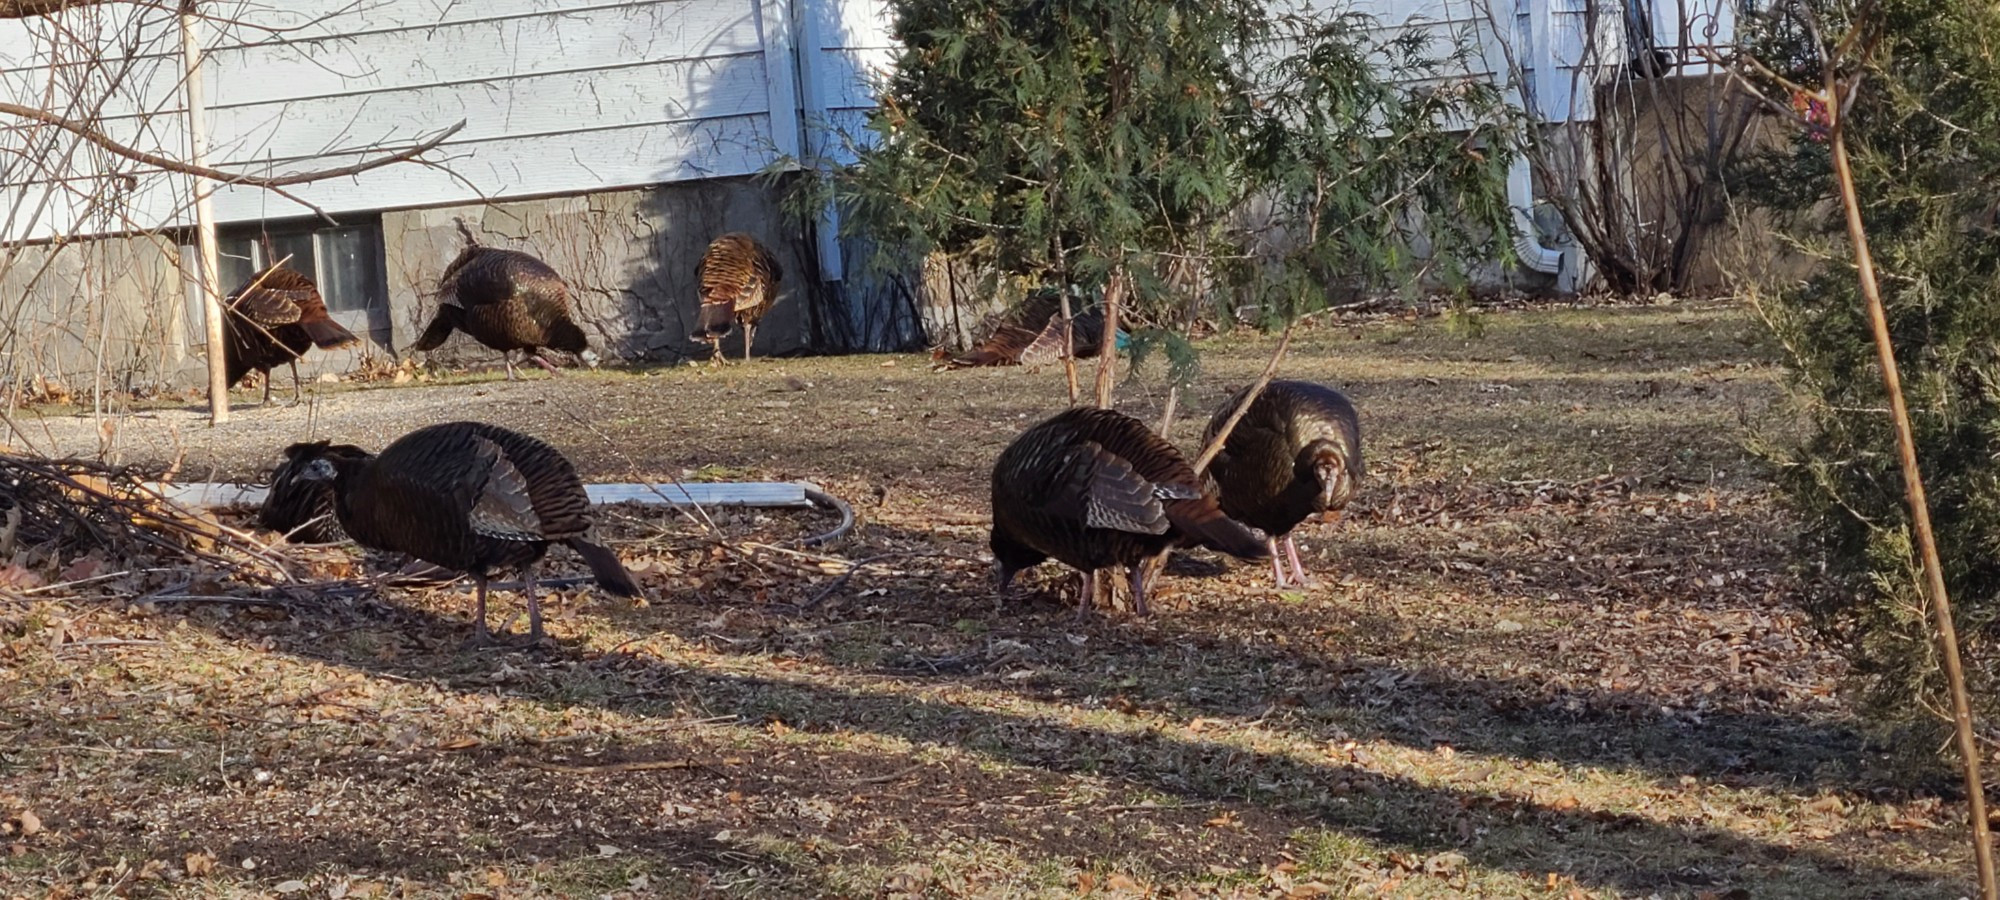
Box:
412;246;598;380
261;440;373;544
1203;380;1362;586
990;407;1267;616
693;233;782;362
298;421;640;643
223;264;358;405
941;291;1123;369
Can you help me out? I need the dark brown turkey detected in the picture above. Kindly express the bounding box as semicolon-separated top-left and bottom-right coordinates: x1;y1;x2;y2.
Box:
411;223;598;380
223;264;358;405
991;407;1268;616
296;421;640;644
260;440;373;544
693;232;782;363
1203;380;1362;587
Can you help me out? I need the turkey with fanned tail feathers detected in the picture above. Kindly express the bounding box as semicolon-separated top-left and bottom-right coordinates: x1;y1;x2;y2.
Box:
990;407;1267;616
410;220;599;380
296;421;639;645
223;263;358;405
1203;380;1362;587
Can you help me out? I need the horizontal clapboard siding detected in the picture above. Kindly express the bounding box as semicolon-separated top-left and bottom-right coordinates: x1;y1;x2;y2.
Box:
0;0;787;241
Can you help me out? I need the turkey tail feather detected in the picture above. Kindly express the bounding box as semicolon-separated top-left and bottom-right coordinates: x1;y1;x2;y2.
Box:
301;316;359;350
1174;506;1269;560
410;308;459;352
568;537;640;597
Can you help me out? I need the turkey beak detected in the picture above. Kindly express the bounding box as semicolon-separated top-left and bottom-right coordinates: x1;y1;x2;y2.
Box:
1316;460;1345;509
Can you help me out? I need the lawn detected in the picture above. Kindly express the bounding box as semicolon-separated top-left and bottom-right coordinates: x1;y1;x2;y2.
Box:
0;299;1975;898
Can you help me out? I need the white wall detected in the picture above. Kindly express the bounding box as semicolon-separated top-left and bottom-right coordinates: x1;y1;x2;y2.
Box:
0;0;798;242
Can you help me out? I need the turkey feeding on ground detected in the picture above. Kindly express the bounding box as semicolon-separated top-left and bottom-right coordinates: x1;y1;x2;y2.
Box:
1203;380;1362;587
296;421;640;644
990;407;1268;616
938;289;1125;369
693;232;782;363
410;220;599;380
260;440;374;544
222;263;358;405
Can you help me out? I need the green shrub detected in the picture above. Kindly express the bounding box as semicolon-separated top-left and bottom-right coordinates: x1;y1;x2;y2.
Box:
1739;0;2000;746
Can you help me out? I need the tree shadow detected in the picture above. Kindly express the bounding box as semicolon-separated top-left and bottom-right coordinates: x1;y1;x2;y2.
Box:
117;573;1961;896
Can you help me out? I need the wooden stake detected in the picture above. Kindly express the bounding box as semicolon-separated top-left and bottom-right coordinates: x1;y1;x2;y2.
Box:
179;1;227;425
1828;78;1997;900
1191;320;1293;476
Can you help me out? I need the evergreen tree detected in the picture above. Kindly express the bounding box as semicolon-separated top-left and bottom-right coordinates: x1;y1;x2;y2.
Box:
822;0;1518;379
1740;0;2000;741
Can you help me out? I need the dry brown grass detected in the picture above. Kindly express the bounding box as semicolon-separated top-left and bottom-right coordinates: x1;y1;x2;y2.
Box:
0;300;1973;898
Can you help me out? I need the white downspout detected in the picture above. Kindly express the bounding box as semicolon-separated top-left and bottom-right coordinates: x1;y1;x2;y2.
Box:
1506;0;1584;294
1507;155;1564;277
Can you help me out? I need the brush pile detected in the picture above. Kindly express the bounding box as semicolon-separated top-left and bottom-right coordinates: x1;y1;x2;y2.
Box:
0;449;290;592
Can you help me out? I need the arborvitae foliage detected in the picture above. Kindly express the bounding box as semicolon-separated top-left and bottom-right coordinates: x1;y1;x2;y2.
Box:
821;0;1517;348
1739;0;2000;741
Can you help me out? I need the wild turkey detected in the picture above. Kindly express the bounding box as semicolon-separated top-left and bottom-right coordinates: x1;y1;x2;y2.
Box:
222;264;358;405
991;407;1267;616
260;440;374;544
295;421;640;644
940;291;1124;369
410;221;599;380
693;232;782;363
1203;380;1363;587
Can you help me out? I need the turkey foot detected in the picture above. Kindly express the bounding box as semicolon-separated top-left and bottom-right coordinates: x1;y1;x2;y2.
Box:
1281;535;1319;588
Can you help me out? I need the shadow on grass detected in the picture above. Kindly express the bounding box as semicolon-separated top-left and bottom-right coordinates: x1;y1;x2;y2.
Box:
137;575;1956;897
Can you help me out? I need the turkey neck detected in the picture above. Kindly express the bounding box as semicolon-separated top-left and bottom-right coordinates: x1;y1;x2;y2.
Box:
323;454;387;546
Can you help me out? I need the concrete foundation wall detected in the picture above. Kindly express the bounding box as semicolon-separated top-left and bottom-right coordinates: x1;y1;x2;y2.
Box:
0;177;817;396
384;178;813;370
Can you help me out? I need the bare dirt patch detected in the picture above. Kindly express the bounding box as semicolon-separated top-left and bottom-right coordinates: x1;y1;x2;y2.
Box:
0;301;1974;898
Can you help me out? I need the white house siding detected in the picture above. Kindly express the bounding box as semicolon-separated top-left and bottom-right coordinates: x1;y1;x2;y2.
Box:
0;0;798;241
795;0;919;351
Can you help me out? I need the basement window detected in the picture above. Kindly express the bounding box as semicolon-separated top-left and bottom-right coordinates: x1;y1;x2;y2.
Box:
183;216;390;345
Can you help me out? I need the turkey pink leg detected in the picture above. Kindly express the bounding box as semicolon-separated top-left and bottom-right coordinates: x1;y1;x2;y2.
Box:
464;575;495;647
1268;538;1287;586
1076;570;1096;620
1129;565;1150;617
259;372;274;406
503;352;520;382
522;564;544;644
288;360;304;406
529;354;563;377
1284;535;1316;587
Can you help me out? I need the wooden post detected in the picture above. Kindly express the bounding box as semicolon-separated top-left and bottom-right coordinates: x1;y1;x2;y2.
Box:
179;0;227;424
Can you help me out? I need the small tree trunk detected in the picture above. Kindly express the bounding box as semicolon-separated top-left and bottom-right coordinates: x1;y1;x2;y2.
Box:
1094;269;1122;409
1828;82;1998;900
1057;286;1080;406
181;1;228;425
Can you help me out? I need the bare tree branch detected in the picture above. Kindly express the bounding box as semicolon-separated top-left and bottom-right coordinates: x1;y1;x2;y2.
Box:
0;100;465;189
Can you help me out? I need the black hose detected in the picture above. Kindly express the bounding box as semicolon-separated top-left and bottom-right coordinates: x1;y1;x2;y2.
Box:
799;486;856;548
